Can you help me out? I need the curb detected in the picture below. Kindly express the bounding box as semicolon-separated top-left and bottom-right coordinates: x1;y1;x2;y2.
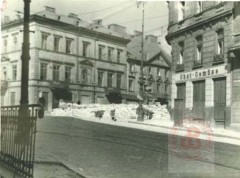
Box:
35;161;86;178
128;120;240;141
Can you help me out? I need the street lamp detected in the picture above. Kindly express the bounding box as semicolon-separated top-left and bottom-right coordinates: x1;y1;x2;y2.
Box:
137;1;145;121
19;0;31;116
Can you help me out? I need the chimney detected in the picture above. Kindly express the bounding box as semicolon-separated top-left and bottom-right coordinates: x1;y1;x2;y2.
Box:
45;6;56;13
3;16;10;23
68;13;78;19
145;35;158;43
16;14;21;20
90;19;103;28
108;24;126;34
134;30;142;36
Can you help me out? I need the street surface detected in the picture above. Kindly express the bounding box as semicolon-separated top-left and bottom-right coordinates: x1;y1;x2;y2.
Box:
35;116;240;178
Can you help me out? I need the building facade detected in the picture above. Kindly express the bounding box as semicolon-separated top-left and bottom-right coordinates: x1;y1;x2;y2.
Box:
126;34;172;104
1;6;130;110
166;1;240;127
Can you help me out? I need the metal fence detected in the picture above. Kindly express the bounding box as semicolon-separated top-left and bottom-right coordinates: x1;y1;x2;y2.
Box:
0;104;41;178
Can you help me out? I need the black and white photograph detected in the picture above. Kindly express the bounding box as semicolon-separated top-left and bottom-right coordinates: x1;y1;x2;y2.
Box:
1;0;240;177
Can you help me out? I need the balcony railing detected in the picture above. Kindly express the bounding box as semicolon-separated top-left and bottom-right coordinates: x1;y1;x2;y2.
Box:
176;64;184;72
213;54;224;64
104;87;121;95
193;60;203;69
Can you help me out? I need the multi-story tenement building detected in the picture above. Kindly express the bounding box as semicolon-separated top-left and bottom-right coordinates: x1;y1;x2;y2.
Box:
166;1;240;128
1;6;130;110
229;2;240;129
125;33;172;105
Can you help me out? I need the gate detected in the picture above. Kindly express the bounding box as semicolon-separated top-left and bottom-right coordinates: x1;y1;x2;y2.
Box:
193;81;205;119
0;104;42;178
214;77;226;126
174;83;186;123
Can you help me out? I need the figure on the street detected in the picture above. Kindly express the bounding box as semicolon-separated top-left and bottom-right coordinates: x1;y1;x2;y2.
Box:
110;109;116;121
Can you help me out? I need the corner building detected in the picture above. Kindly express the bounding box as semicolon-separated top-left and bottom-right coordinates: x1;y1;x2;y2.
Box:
1;7;130;111
166;2;239;127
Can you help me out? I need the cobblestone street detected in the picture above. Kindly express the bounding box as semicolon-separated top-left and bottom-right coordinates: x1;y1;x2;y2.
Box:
35;116;240;178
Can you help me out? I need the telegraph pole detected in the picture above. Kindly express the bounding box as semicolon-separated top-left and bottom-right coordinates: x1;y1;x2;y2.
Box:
137;1;145;121
19;0;31;115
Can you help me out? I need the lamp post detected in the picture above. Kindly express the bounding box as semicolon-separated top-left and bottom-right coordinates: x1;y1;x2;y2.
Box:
137;1;145;121
19;0;31;116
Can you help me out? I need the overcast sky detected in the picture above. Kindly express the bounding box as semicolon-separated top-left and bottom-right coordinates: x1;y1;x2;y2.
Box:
2;0;169;36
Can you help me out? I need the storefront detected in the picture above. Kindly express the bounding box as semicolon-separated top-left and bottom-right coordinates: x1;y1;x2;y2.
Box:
172;65;231;127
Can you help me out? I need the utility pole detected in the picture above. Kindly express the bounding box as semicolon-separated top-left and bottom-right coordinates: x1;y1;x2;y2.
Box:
19;0;31;116
137;1;145;121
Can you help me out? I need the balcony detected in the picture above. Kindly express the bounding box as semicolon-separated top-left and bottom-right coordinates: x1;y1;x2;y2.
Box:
175;64;184;72
213;54;224;64
156;92;170;99
192;60;203;69
104;87;121;95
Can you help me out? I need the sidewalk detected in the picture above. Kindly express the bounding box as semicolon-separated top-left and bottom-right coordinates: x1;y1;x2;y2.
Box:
128;119;240;146
48;110;240;146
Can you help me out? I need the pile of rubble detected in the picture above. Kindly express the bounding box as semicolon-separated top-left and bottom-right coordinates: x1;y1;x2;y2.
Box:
51;102;171;122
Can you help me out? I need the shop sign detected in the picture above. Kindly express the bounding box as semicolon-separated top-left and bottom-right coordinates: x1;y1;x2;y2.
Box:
175;65;226;82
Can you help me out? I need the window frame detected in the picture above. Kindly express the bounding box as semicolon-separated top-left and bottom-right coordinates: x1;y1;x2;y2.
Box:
66;38;73;54
107;72;113;87
98;71;104;87
216;29;224;55
178;41;184;64
40;63;48;81
83;41;90;57
52;64;60;81
12;65;17;81
65;66;72;82
41;33;49;50
108;47;114;61
116;73;122;89
54;36;61;52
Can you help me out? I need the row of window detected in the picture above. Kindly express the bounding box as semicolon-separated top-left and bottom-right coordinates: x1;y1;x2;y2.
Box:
2;35;18;53
40;63;123;88
178;1;223;21
177;29;224;65
129;63;169;77
2;65;17;81
42;33;123;62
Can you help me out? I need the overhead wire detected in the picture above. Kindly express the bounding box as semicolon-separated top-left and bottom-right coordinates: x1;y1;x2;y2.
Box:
78;0;134;16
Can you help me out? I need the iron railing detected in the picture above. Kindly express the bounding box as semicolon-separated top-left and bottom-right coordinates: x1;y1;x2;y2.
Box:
0;104;41;178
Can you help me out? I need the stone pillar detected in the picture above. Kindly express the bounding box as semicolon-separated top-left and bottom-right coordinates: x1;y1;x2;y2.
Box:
185;81;193;109
205;78;214;123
